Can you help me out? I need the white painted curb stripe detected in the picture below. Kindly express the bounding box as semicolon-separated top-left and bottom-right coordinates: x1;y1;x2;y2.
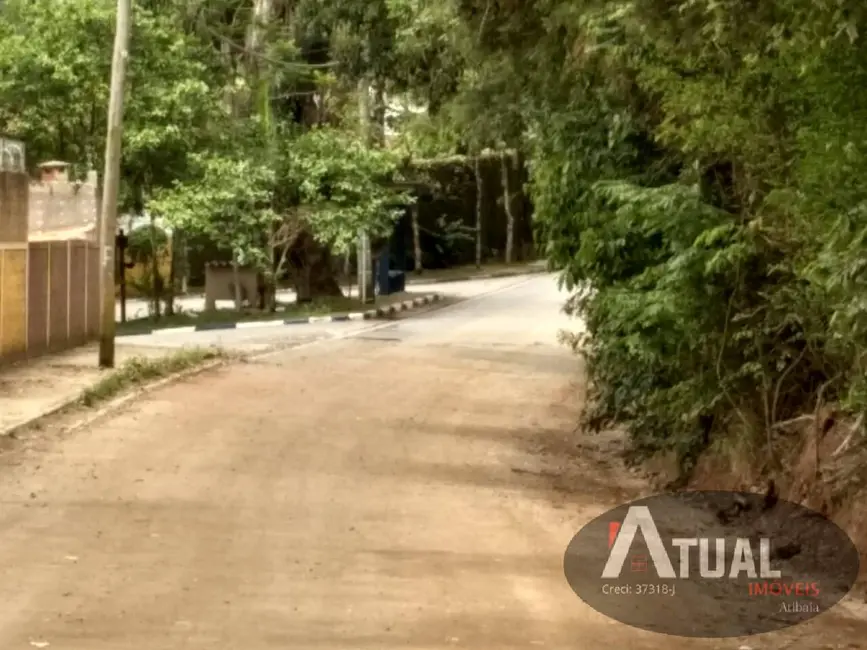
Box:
158;326;197;335
131;293;442;337
236;320;285;329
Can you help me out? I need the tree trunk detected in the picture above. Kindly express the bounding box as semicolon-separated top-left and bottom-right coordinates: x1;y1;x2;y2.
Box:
165;232;176;316
358;76;372;145
179;229;189;294
515;151;530;261
265;223;277;311
372;81;386;146
245;0;274;70
294;260;342;302
343;249;353;298
501;152;515;264
232;260;242;311
356;76;375;302
149;214;161;319
292;233;343;302
411;203;423;274
474;156;483;268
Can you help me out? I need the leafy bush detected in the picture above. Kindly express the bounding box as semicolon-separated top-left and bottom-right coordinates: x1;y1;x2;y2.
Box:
483;0;867;475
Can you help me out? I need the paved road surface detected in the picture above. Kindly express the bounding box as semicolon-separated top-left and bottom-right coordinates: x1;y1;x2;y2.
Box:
0;275;864;649
117;275;546;353
115;271;543;322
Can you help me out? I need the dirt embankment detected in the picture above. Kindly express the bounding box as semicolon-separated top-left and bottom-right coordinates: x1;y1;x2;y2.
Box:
639;412;867;604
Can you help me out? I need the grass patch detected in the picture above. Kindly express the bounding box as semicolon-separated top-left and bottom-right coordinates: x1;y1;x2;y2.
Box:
80;347;227;407
117;293;416;335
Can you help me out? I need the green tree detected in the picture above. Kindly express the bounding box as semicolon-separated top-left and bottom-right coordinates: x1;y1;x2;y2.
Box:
150;126;411;303
0;0;224;203
443;0;867;478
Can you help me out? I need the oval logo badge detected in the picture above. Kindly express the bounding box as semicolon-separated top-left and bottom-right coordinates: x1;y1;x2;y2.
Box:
563;491;860;637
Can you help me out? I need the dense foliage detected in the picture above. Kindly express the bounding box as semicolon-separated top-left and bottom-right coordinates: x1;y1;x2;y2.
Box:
0;0;414;301
4;0;866;472
447;0;867;472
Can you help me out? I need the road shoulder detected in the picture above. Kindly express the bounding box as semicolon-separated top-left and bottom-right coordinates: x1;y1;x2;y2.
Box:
0;345;225;439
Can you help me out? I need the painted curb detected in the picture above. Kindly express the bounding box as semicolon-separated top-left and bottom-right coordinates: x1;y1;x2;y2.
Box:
121;293;443;337
404;266;548;286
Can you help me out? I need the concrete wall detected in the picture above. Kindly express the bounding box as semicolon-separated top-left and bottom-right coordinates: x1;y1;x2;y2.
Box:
26;240;99;356
29;170;98;240
0;171;29;242
0;171;29;360
0;246;28;359
204;263;261;311
0;169;100;364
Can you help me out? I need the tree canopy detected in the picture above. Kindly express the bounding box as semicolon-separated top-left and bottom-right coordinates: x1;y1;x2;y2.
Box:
3;0;867;475
445;0;867;473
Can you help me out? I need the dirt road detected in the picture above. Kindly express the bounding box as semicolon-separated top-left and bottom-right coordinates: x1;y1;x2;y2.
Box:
0;275;864;649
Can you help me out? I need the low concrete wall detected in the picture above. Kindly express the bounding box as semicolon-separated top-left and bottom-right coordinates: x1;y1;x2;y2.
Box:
204;262;262;311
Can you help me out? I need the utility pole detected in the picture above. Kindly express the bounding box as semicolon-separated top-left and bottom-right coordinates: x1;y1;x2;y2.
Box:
98;0;131;368
357;76;375;304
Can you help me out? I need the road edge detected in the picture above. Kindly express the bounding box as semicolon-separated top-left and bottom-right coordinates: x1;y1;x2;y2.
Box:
57;355;233;437
404;265;547;286
1;355;232;440
3;272;545;438
121;294;443;337
2;293;446;438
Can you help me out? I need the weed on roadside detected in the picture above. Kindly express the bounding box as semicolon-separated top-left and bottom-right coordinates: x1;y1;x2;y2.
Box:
79;347;228;407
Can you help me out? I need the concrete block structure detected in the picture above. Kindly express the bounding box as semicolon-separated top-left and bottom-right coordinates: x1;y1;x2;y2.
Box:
0;152;100;364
